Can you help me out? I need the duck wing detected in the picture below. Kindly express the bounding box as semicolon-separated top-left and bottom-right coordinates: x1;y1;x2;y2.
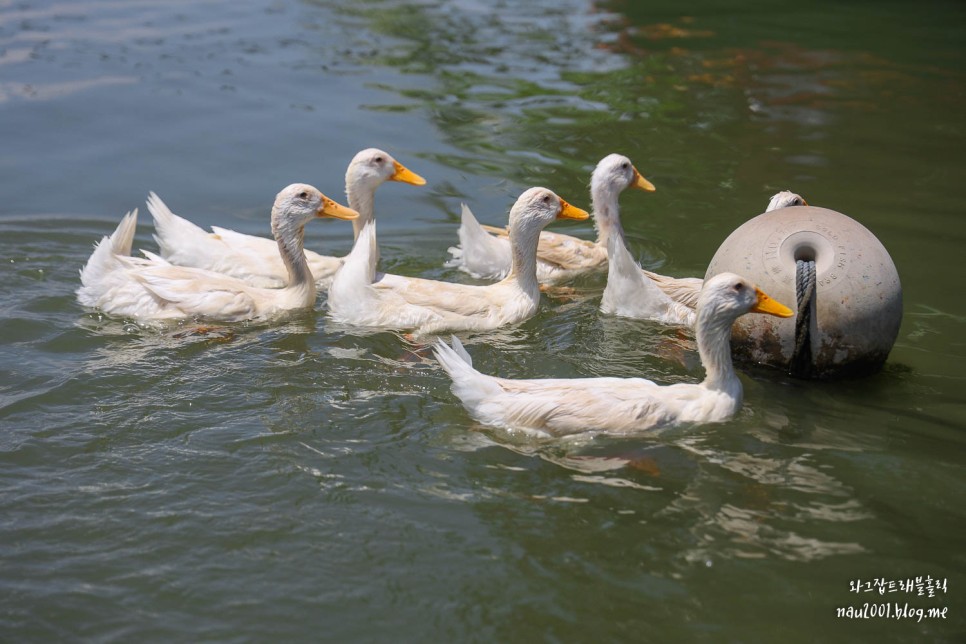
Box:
134;265;259;321
446;204;513;280
640;270;703;310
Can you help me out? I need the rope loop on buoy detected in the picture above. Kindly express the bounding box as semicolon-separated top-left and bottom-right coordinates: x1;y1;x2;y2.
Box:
790;259;816;378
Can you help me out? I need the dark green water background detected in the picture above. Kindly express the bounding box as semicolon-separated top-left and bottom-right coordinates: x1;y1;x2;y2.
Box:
1;0;964;641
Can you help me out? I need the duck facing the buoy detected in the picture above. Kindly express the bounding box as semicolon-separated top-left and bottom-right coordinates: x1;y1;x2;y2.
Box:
435;272;793;437
705;196;903;379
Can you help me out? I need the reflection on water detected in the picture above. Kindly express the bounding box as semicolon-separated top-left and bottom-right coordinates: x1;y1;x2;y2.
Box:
450;426;870;563
670;438;869;562
326;0;632;187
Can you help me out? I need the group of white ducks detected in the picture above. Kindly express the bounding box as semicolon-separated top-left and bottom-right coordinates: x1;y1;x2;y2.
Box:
78;148;807;438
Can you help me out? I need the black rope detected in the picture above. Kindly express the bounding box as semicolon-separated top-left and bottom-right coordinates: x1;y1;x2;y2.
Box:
789;259;816;378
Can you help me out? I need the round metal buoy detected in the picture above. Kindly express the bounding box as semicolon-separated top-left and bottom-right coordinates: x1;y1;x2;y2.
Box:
705;205;902;379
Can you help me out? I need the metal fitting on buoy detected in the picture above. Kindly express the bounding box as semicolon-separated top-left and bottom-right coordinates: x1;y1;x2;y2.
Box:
705;205;902;379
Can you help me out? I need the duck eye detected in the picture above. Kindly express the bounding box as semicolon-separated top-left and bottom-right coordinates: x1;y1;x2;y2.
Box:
542;195;550;203
733;282;744;292
621;162;629;169
374;156;384;163
298;191;308;199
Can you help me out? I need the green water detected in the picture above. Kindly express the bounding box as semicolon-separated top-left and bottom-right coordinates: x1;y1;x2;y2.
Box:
1;0;964;641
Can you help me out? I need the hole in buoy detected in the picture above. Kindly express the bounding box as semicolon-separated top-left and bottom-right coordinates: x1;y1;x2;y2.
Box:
794;245;816;262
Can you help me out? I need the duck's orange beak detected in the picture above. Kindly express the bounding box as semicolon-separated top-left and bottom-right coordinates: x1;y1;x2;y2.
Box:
391;161;427;186
751;287;793;317
318;196;359;220
631;167;656;192
557;198;590;220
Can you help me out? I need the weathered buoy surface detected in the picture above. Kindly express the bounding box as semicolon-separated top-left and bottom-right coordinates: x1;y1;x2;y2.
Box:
705;205;902;378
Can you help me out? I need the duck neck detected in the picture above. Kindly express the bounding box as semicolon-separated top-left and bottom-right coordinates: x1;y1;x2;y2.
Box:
346;177;376;240
273;217;316;299
592;181;625;249
505;219;542;298
696;308;741;396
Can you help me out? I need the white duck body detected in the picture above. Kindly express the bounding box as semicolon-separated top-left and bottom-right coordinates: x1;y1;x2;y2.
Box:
434;273;794;437
447;154;655;283
606;190;809;315
601;233;697;327
149;148;424;288
328;187;590;336
77;184;358;322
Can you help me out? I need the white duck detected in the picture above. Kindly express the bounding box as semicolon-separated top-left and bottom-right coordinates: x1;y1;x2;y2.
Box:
328;187;589;336
600;233;699;326
434;272;794;437
77;184;358;322
447;153;656;283
602;190;809;321
148;148;425;288
766;190;807;212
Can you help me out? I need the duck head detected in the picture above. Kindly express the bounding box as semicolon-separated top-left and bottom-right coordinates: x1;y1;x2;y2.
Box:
591;153;656;197
698;272;793;324
345;148;426;191
767;190;808;212
271;183;358;234
508;187;589;232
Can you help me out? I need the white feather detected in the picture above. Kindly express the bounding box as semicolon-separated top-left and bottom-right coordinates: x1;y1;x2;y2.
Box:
601;234;696;327
445;203;513;280
445;154;645;284
601;189;809;320
77;184;355;323
436;273;793;437
330;188;585;337
148;148;422;289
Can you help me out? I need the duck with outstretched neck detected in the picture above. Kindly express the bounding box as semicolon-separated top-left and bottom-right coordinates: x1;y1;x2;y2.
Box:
148;148;425;289
434;272;793;437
